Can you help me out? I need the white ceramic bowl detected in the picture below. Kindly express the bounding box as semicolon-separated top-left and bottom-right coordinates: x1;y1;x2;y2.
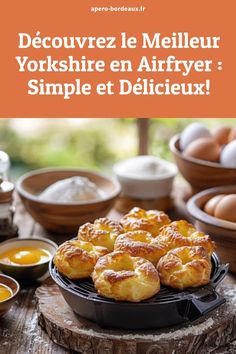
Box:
113;156;178;199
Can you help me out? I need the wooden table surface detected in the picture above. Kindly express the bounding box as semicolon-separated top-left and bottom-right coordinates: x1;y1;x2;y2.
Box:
0;198;235;354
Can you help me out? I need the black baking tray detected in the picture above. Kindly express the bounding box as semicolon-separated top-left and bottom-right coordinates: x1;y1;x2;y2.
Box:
49;253;228;329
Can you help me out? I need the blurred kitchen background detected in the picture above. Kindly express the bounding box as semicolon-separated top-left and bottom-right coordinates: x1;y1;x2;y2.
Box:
0;118;235;180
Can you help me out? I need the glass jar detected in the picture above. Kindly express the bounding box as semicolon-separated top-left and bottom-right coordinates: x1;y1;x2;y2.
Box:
0;180;18;241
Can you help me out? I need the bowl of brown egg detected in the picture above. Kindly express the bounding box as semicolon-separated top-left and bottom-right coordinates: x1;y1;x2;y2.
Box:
187;185;236;273
170;123;236;193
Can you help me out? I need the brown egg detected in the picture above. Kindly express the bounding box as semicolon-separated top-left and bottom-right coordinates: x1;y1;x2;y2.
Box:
211;126;231;145
228;126;236;142
204;194;226;216
183;137;221;162
214;194;236;222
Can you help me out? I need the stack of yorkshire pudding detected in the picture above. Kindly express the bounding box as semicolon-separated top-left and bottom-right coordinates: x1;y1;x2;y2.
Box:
54;207;216;302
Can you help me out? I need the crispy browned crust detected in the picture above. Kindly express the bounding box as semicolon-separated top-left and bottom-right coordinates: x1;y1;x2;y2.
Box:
78;218;124;251
92;251;160;302
114;230;166;265
120;207;171;236
157;220;216;255
157;246;212;290
54;239;108;280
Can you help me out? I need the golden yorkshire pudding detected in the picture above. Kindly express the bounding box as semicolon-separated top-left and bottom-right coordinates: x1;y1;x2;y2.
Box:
92;251;160;302
114;231;166;265
120;207;171;236
158;220;215;255
157;246;212;290
78;218;124;252
54;239;108;280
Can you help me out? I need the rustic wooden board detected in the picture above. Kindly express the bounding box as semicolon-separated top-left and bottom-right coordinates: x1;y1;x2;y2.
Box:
36;279;236;354
115;194;173;214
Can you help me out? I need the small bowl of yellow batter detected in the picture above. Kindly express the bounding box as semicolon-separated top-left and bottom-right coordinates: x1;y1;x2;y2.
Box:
0;238;57;281
0;274;20;316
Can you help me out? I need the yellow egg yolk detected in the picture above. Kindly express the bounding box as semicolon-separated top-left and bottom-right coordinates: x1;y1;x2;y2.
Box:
0;247;50;266
0;284;13;302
